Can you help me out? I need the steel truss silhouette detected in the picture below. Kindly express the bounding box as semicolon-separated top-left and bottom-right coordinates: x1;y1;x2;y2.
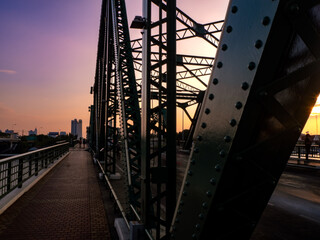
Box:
89;0;320;239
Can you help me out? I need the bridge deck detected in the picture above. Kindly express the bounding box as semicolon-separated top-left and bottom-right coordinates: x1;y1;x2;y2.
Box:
0;147;110;240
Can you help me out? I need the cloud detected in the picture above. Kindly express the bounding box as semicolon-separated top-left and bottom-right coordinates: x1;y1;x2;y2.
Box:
0;69;17;74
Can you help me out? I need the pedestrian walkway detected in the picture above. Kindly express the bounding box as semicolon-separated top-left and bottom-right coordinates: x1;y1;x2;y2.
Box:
289;156;320;168
0;148;110;240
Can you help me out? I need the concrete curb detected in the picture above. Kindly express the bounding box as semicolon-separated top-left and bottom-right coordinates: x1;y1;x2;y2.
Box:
0;151;70;215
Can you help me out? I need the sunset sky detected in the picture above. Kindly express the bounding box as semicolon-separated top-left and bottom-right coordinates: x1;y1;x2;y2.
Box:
0;0;318;136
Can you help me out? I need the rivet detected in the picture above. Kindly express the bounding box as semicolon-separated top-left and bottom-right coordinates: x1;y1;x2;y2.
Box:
262;16;270;26
202;202;208;209
255;40;263;49
180;201;184;206
224;136;231;143
231;6;238;14
289;3;300;15
221;44;228;51
201;123;207;128
212;78;219;85
259;91;268;97
175;218;180;223
171;233;175;238
241;82;249;90
191;159;196;165
217;62;223;68
198;213;204;219
185;181;190;186
206;191;212;197
215;164;221;172
226;25;233;33
192;234;197;239
209;94;214;100
197;136;202;141
219;150;226;158
195;224;201;230
188;170;193;176
230;119;237;127
194;148;199;153
235;101;243;109
173;226;177;231
205;108;210;115
178;209;182;214
248;62;256;71
210;178;216;185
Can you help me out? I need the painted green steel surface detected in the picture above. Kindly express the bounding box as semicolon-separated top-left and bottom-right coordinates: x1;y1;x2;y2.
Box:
172;0;320;239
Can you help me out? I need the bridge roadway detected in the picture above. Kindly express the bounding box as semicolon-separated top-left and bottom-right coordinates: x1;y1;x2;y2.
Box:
0;146;111;240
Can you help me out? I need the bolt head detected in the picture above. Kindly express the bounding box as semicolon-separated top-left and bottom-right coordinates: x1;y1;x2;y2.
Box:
255;40;263;49
231;6;238;13
248;62;256;71
224;136;231;142
221;44;228;51
241;82;249;90
226;25;233;33
235;101;243;109
230;119;237;127
210;178;216;185
262;16;271;26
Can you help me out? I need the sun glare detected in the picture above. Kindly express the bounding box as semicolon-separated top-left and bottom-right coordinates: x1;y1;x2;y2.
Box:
310;95;320;116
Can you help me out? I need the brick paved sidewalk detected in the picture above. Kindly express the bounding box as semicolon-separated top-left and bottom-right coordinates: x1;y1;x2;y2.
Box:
0;148;110;240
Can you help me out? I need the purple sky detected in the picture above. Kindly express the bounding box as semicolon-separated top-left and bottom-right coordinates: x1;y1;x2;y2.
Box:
0;0;229;135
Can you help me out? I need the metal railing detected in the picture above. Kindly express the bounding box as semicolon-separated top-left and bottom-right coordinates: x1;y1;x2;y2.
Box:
0;142;69;199
291;144;320;158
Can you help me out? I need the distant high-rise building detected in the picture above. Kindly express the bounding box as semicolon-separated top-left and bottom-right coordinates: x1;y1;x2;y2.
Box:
77;119;82;139
28;128;37;136
71;119;77;136
71;119;82;139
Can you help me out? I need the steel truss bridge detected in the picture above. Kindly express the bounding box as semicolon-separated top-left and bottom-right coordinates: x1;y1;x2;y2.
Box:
88;0;320;239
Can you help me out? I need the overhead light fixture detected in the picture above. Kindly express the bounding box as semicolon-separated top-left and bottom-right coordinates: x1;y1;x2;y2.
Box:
130;16;146;29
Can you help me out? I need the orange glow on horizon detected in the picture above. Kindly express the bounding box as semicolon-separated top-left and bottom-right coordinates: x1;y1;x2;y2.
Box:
303;94;320;135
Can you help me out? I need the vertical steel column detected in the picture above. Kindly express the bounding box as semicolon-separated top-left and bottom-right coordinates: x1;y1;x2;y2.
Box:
140;0;176;238
104;0;116;174
93;0;108;155
109;0;142;218
166;0;176;235
141;0;151;227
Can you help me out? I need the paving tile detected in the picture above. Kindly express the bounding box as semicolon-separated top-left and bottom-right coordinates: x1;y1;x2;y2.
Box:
0;149;110;240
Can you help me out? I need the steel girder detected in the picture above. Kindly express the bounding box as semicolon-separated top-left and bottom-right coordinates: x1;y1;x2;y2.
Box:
131;15;223;154
140;0;177;238
130;3;223;150
91;0;141;219
130;20;224;51
109;0;142;217
171;0;320;239
92;0;108;155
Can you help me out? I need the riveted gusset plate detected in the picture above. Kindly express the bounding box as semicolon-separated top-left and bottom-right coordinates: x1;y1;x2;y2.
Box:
171;0;320;239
